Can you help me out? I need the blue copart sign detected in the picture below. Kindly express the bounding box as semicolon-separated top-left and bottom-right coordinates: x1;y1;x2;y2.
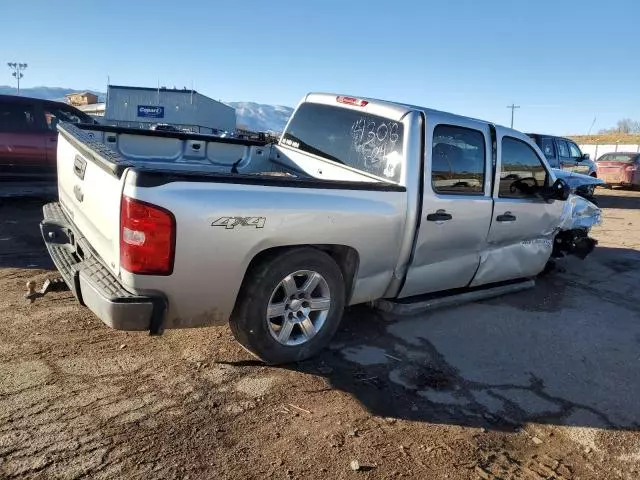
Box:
137;105;164;118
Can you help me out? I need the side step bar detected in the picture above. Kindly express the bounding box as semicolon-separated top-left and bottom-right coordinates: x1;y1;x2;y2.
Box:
374;279;535;315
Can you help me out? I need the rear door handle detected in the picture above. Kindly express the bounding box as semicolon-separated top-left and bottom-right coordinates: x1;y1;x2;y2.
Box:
426;210;452;222
496;212;516;222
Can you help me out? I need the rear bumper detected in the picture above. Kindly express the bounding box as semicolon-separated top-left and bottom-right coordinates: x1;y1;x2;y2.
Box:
599;170;637;185
40;202;166;332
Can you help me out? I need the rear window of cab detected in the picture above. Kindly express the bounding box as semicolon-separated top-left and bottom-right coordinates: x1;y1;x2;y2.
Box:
282;102;405;183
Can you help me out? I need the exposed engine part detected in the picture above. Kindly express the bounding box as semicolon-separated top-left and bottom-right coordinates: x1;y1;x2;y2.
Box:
552;228;597;260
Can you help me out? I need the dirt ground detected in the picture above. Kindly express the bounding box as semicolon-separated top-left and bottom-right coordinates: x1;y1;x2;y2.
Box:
1;188;639;480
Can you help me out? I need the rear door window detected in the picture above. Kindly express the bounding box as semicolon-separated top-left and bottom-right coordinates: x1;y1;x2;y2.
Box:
539;137;559;167
282;102;404;183
556;139;570;158
0;102;38;132
540;138;555;159
431;124;485;195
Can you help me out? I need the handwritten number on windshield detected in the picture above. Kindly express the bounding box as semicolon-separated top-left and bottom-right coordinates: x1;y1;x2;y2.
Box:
351;118;400;170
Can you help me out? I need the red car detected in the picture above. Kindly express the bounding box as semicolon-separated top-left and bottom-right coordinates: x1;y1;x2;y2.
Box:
0;94;95;181
596;152;640;188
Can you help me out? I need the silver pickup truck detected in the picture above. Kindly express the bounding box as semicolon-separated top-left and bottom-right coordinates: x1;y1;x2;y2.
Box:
40;93;599;363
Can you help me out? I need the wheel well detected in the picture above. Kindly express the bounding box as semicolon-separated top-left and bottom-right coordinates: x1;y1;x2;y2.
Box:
243;245;360;302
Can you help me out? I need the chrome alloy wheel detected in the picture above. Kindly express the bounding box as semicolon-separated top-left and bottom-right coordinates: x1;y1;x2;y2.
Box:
266;270;331;346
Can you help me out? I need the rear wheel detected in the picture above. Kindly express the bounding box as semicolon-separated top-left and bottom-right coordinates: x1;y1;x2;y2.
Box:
230;248;346;364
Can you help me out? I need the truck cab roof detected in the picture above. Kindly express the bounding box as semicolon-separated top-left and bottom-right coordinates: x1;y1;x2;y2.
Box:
302;92;518;136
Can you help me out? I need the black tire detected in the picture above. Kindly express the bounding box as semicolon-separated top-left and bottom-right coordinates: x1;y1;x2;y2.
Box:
230;247;345;364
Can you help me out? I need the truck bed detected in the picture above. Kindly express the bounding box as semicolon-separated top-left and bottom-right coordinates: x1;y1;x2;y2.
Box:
59;122;401;192
63;123;297;178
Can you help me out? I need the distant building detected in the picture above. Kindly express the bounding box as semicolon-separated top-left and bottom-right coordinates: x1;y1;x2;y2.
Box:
103;85;236;133
65;91;98;106
76;103;105;117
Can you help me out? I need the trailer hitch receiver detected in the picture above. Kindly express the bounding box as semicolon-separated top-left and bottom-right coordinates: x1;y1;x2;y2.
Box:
24;278;69;303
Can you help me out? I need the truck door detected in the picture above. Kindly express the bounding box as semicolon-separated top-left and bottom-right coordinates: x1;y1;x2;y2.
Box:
555;139;574;172
567;140;590;174
399;118;494;297
41;104;90;168
42;108;59;166
0;100;47;179
471;129;564;286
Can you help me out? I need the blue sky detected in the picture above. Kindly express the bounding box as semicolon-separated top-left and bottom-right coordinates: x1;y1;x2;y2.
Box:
2;0;638;134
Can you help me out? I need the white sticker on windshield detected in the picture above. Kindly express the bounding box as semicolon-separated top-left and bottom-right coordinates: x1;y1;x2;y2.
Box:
383;152;401;178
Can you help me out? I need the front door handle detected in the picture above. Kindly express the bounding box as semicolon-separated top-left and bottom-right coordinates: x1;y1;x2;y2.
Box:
496;212;516;222
426;210;453;222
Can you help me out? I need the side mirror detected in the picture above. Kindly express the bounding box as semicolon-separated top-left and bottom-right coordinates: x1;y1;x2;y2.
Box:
541;178;570;201
581;153;590;160
551;178;570;200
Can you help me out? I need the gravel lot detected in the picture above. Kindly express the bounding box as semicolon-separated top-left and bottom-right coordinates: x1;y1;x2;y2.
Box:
1;189;639;479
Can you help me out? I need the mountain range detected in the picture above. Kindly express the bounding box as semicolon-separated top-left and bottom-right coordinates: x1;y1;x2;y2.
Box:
0;86;293;133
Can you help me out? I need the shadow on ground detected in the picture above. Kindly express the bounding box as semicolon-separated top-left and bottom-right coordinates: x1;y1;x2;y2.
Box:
596;189;640;209
231;247;640;433
0;197;53;269
5;188;640;434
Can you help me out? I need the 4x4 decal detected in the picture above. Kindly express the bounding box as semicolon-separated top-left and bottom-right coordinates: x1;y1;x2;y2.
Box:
211;216;266;229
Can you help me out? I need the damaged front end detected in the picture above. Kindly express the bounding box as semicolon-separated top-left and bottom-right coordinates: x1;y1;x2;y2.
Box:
552;194;601;259
472;191;601;286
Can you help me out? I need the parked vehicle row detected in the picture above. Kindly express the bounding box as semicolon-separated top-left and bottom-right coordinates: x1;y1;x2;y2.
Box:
0;95;95;181
38;92;599;364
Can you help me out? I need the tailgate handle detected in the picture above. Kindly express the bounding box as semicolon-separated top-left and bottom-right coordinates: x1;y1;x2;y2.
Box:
497;212;517;222
426;210;452;222
73;155;87;180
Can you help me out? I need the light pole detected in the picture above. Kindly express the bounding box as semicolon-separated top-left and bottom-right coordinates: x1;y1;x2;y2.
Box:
506;103;520;128
7;62;28;94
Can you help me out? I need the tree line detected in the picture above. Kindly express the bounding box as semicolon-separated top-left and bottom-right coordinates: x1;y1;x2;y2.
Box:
599;118;640;134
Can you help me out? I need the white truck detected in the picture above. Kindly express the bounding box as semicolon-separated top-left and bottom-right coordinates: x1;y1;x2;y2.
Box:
39;93;598;363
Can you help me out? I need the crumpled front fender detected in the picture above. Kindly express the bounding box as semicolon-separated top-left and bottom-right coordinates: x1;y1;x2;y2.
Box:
557;194;602;231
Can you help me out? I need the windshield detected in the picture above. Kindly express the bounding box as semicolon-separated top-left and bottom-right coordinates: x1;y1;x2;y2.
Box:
598;153;637;163
282;102;405;183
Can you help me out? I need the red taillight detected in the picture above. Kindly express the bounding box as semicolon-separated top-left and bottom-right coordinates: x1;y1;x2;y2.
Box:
336;95;368;107
120;196;175;275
